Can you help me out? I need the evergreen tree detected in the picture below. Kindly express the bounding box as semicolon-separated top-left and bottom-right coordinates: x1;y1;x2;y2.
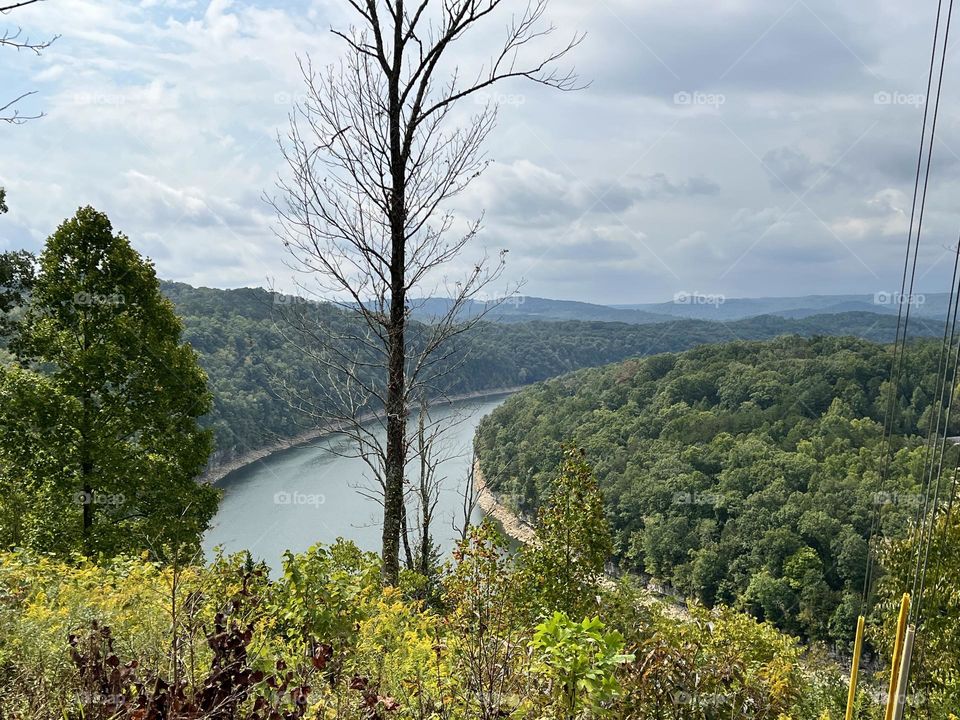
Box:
12;206;217;556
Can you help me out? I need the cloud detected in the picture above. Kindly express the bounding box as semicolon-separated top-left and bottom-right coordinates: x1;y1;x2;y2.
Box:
1;0;959;304
466;161;720;229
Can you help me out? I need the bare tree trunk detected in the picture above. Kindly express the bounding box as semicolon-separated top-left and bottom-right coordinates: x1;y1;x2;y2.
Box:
455;449;480;546
271;0;583;586
417;403;436;576
382;37;408;582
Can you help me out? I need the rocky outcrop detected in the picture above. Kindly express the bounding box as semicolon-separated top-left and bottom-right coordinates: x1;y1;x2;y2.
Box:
473;458;538;546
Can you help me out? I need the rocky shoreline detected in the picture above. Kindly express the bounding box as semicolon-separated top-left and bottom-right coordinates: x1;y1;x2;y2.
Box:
472;458;538;546
200;386;525;486
473;457;690;620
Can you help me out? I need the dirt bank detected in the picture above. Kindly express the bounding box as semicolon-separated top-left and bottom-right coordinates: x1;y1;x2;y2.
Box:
472;458;538;546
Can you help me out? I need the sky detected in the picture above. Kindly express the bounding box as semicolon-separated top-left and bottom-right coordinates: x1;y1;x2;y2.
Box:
2;0;960;305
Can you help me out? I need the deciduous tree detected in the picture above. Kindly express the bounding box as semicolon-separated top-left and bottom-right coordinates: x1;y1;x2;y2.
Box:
13;206;217;556
271;0;583;585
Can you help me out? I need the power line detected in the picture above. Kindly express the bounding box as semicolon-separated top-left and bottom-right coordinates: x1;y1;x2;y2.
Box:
860;0;950;615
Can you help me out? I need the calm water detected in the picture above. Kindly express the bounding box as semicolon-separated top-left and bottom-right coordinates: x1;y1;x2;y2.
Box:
202;394;509;570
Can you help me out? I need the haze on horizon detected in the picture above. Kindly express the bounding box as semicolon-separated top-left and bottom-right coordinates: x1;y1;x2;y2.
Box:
3;0;960;306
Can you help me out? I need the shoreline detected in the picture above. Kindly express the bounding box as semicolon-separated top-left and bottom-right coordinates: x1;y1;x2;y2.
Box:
201;386;525;486
472;458;538;545
473;457;690;620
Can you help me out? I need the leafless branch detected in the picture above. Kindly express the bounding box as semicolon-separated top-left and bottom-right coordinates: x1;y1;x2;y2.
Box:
268;0;582;583
1;1;57;123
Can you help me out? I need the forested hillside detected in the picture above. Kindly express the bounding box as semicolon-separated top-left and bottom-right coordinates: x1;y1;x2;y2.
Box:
475;336;949;643
161;281;941;467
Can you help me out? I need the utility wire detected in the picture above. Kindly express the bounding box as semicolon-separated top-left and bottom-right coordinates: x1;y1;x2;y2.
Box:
906;0;958;634
860;0;949;614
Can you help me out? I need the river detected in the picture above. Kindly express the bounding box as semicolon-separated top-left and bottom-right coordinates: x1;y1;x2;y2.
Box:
202;394;510;570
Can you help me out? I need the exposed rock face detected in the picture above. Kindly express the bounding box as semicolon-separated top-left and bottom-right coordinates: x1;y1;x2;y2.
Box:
473;458;538;546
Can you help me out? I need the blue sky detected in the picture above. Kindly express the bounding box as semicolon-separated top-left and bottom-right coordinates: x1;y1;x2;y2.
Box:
2;0;960;305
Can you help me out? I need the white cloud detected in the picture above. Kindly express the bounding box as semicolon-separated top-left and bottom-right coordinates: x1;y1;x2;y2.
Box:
1;0;959;304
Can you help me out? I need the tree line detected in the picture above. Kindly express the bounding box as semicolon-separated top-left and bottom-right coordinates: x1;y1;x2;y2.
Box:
475;336;954;645
160;280;933;469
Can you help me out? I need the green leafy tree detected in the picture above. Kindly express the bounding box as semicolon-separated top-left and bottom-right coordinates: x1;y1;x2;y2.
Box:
0;250;34;340
13;206;217;556
875;506;960;717
477;337;936;642
518;447;614;619
531;612;633;720
444;520;528;720
0;364;79;552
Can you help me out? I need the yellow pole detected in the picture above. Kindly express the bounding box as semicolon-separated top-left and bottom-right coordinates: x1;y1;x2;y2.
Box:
845;615;865;720
884;594;911;720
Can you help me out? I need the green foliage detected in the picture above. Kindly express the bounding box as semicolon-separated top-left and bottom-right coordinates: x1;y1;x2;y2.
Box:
476;336;941;642
517;447;613;620
531;612;633;719
444;520;529;720
874;508;960;717
0;249;34;340
620;604;845;719
0;365;80;552
0;529;846;720
265;540;381;655
158;278;930;468
7;207;217;557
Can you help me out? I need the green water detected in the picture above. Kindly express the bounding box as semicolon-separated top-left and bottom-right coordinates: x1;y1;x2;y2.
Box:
202;394;509;570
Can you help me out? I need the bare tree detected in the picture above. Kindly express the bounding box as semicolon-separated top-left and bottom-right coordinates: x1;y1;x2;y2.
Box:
454;447;480;546
1;0;57;124
270;0;583;585
406;396;469;578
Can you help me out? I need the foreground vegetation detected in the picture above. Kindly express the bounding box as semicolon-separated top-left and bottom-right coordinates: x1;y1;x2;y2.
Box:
0;450;853;720
475;337;951;645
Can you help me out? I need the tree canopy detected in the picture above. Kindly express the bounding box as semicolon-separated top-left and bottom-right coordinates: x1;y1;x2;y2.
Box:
2;207;217;557
475;336;949;643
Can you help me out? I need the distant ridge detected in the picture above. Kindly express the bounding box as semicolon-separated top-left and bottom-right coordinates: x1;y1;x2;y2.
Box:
612;292;950;321
408;295;676;325
409;292;950;325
